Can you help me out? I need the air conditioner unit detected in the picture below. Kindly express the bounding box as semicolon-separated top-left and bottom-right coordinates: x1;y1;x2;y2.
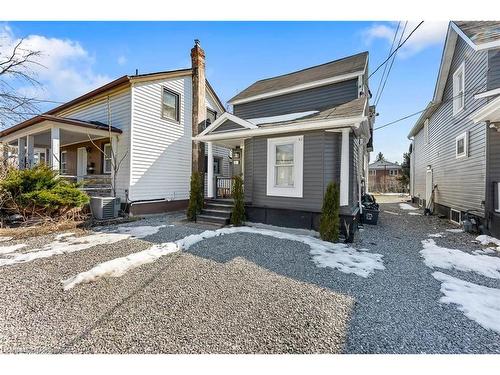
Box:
90;197;121;220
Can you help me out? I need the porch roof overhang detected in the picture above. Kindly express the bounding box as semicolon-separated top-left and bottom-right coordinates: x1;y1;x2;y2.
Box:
471;95;500;124
194;115;367;144
0;115;122;144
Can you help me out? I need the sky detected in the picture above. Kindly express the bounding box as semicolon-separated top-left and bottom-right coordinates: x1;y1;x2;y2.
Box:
0;21;449;163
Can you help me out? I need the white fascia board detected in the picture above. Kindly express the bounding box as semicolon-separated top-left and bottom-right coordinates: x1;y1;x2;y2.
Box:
198;112;258;137
194;116;366;142
433;24;458;103
229;71;365;105
470;95;500;123
474;87;500;99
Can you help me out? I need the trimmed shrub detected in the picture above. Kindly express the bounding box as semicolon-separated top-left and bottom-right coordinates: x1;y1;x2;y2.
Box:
230;175;245;226
319;182;340;242
187;172;203;221
0;164;90;219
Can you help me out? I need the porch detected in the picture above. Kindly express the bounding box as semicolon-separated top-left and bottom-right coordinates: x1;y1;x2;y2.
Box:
0;115;122;196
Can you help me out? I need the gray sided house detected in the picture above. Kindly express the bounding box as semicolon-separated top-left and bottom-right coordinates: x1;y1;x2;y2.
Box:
196;52;375;236
408;21;500;235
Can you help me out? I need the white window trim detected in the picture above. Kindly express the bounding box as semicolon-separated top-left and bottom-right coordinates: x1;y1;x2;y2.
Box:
266;135;303;198
103;143;112;174
453;62;465;115
424;119;430;144
455;131;468;159
450;208;461;225
161;87;180;122
60;150;67;174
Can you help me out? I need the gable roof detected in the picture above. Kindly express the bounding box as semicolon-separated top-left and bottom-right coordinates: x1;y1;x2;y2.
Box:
1;68;225;138
228;52;368;105
368;159;401;170
408;21;500;138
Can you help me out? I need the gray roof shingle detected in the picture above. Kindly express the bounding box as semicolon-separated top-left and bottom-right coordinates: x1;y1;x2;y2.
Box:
453;21;500;45
229;52;368;103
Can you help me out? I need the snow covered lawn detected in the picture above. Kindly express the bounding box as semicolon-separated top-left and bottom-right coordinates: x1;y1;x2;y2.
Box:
399;203;419;210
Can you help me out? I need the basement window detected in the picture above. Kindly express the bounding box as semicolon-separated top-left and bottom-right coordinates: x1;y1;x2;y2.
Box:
450;209;461;224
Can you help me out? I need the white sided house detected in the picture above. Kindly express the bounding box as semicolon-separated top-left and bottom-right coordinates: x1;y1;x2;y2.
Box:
0;41;229;215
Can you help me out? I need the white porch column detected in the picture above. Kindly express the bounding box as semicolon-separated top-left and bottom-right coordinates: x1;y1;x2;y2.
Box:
26;135;35;168
17;137;26;170
207;141;214;198
340;128;350;206
50;127;60;172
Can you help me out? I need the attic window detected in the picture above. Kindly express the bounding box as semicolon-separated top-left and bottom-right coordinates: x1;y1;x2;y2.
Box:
453;62;465;115
162;88;180;122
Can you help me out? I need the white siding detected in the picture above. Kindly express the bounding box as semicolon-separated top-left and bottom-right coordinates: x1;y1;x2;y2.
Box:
130;76;193;202
56;90;132;200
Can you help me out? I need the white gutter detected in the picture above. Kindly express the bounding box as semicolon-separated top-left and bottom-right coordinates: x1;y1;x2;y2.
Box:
194;116;367;142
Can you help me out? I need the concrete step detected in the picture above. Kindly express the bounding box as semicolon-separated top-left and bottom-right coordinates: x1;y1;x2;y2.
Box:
197;214;229;225
201;209;231;218
205;202;233;209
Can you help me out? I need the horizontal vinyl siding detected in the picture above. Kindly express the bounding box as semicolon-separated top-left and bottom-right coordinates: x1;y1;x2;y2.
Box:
56;90;131;200
487;49;500;91
244;130;341;212
130;76;192;201
211;120;243;133
233;79;358;119
412;36;488;214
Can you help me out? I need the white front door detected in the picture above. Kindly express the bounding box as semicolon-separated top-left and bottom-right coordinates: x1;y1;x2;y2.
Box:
425;169;433;208
77;147;87;181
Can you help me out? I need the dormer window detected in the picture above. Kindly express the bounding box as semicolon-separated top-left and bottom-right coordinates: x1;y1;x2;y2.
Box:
453;62;465;115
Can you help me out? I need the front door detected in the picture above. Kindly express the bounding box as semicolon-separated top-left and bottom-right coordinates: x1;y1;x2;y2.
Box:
77;147;87;181
425;168;433;209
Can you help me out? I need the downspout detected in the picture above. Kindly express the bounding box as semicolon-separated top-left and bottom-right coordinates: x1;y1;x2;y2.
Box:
358;138;363;214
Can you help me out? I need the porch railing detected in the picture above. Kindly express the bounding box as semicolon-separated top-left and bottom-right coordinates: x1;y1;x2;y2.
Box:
215;176;233;199
59;174;112;196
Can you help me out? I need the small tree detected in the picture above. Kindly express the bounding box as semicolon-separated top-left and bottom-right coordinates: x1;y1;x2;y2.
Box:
319;182;340;242
397;152;410;193
230;175;245;226
375;152;385;162
187;172;203;221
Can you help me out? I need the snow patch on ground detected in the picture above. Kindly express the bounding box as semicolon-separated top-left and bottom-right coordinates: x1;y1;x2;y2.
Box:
0;225;166;267
420;239;500;279
63;225;385;290
0;243;27;255
62;242;179;290
245;221;320;238
383;211;400;216
408;212;422;216
428;233;444;238
0;236;13;243
432;271;500;334
247;111;318;125
446;228;464;233
476;235;500;251
399;203;418;210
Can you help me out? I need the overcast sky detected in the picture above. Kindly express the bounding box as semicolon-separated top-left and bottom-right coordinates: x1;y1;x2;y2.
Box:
1;21;448;163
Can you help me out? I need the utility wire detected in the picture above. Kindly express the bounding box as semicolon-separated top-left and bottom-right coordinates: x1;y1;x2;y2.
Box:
373;80;488;131
369;21;424;79
374;21;408;107
373;21;401;105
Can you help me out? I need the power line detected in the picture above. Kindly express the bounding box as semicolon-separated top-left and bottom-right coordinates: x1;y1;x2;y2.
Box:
374;21;408;107
373;81;488;131
369;21;424;79
373;21;400;105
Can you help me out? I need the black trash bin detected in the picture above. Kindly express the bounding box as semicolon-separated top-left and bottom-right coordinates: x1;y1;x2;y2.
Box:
362;208;379;225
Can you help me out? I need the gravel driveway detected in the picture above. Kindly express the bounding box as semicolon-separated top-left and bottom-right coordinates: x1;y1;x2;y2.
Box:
1;205;499;353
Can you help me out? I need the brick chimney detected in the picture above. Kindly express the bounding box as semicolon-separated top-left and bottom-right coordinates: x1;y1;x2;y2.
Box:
191;39;206;175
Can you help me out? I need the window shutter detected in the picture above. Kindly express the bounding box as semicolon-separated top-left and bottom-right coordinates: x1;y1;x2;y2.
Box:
494;182;499;212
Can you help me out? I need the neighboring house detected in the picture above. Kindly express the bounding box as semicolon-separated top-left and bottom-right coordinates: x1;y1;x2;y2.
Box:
408;21;500;234
368;160;402;193
0;41;230;215
195;52;375;236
